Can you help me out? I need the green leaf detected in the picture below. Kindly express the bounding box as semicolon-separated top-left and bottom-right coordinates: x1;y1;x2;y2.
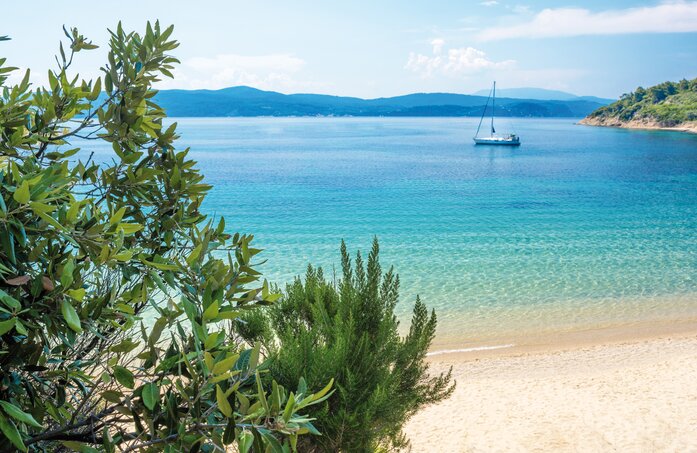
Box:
0;319;15;336
115;303;135;315
0;415;26;451
260;431;284;453
311;378;334;402
0;401;41;428
118;223;143;235
12;181;30;204
0;289;20;310
212;354;239;375
216;385;232;417
29;201;56;214
186;243;203;266
109;206;126;225
60;259;75;288
297;377;307;396
113;366;135;389
113;250;133;261
249;341;261;370
255;371;269;413
13;321;26;336
222;419;236;445
101;390;123;404
282;392;296;422
141;383;159;411
303;421;321;436
141;259;179;271
238;430;253;453
66;202;80;223
36;211;65;231
109;339;139;354
148;317;168;347
0;230;16;265
60;300;82;333
105;71;113;92
204;331;220;350
202;301;219;321
217;309;241;320
60;441;101;452
67;288;85;301
90;77;101;100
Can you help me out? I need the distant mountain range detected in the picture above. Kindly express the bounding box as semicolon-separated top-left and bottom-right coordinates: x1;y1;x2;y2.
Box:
154;86;615;118
472;87;615;105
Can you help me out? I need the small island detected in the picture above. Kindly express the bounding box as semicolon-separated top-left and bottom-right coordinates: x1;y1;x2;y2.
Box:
581;78;697;133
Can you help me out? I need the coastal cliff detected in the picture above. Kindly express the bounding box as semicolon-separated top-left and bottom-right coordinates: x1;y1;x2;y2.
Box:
580;78;697;133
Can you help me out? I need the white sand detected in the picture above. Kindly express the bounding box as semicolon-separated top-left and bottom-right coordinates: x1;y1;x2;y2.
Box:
404;333;697;452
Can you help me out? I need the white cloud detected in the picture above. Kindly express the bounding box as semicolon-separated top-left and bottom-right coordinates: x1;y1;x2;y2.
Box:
155;53;328;92
406;41;515;78
478;1;697;41
480;0;499;6
431;38;445;54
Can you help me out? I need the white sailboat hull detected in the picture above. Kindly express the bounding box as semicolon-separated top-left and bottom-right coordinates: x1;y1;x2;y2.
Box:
473;136;520;146
473;81;521;146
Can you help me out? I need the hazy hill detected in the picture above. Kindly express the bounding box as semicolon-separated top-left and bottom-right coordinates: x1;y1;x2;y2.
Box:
154;86;608;118
581;78;697;133
472;87;615;104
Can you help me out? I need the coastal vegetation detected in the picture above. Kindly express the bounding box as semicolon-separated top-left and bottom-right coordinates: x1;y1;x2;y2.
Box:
239;239;455;452
582;78;697;131
0;23;332;452
0;23;452;453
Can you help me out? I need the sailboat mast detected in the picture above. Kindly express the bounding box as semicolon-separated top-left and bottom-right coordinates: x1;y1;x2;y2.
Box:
491;81;495;136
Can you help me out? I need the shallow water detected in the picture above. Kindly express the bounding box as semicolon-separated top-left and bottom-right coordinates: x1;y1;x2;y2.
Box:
82;117;697;343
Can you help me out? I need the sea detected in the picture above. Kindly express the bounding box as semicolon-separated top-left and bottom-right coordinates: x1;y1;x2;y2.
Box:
93;117;697;349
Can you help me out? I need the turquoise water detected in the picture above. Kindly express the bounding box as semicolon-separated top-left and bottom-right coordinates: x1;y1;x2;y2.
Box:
89;118;697;344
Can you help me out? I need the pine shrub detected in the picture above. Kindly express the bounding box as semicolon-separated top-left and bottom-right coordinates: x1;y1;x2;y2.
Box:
243;239;455;452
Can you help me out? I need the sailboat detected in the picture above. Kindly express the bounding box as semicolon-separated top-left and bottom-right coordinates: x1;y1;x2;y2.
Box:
473;81;520;146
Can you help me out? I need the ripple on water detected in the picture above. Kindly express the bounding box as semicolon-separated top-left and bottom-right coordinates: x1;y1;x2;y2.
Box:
76;117;697;342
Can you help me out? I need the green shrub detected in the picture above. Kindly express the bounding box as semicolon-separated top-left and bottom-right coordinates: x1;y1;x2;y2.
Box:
588;77;697;125
0;23;329;452
243;239;455;452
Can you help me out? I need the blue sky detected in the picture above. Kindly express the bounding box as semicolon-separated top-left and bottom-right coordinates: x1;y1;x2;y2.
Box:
2;0;697;98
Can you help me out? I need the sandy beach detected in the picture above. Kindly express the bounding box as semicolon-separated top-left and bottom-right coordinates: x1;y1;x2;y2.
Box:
404;326;697;452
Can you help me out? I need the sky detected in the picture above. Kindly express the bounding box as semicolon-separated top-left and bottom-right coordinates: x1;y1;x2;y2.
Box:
2;0;697;99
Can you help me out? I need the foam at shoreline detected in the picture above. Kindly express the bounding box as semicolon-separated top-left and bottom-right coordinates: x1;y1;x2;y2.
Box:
427;344;515;356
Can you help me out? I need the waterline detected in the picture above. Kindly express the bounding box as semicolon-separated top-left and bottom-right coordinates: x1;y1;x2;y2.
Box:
427;344;516;356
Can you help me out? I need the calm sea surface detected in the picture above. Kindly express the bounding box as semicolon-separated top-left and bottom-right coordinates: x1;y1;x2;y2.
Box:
90;118;697;346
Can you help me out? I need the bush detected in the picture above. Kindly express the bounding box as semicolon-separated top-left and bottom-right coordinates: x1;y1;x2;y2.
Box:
0;23;329;452
589;77;697;125
243;239;455;452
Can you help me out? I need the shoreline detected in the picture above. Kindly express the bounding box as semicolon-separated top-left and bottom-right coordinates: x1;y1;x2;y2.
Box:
428;292;697;357
428;315;697;360
405;327;697;452
579;117;697;134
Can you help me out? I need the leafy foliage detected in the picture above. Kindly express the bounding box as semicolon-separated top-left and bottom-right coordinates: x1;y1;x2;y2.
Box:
588;78;697;126
242;239;455;452
0;23;329;452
